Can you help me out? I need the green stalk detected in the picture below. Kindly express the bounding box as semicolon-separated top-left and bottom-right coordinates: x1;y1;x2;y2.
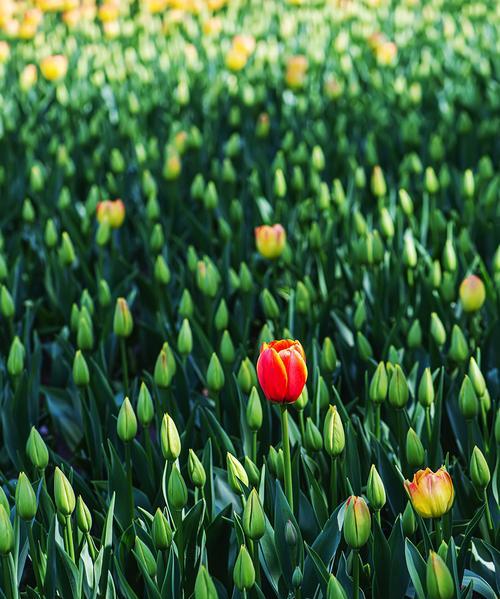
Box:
2;555;13;599
425;407;432;444
125;442;134;521
483;489;493;534
280;405;294;512
434;518;442;548
466;420;474;462
352;549;360;599
65;516;75;562
120;338;129;395
298;411;306;444
252;430;258;464
330;456;337;510
374;404;381;441
28;523;43;593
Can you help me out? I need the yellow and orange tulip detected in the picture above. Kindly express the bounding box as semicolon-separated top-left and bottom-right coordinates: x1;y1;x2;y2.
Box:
404;467;454;519
255;224;286;259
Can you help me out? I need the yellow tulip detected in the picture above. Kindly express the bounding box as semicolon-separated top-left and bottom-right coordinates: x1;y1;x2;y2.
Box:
40;55;68;82
404;467;454;519
255;224;286;260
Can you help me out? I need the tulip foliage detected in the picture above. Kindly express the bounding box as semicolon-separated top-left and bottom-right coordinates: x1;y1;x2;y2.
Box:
0;0;499;598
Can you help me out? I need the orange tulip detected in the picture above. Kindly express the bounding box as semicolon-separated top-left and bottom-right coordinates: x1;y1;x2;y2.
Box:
40;55;68;81
255;224;286;259
96;199;126;229
285;55;308;89
404;467;454;519
459;275;485;313
257;339;307;404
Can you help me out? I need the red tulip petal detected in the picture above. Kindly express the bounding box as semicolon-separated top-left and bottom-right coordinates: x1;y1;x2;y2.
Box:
257;348;288;402
279;347;308;402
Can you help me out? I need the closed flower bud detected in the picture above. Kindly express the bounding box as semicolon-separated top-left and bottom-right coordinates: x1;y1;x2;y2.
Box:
470;446;490;489
177;319;193;356
468;357;486;398
134;537;157;578
59;231;76;266
274;169;287;198
0;505;14;555
388;365;409;409
238;358;257;394
448;325;468;363
246;387;263;431
154;255;171;285
430;260;442;288
380;207;394;239
15;472;37;521
220;330;235;364
239;262;254;293
194;565;218;599
161;413;181;461
227;452;249;494
178;289;194;319
343;496;371;549
261;289;279;319
357;331;373;361
406;428;425;469
402;501;416;536
367;465;386;511
207;353;225;392
403;231;417;268
463;169;475;198
233;545;255;591
353;296;366;330
154;344;175;388
242;488;265;540
117;397;137;442
425;167;439;194
167;464;188;510
196;258;219;298
407;320;422;348
369;362;388;404
98;279;111;307
442;239;457;273
437;540;448;561
459;375;478;420
96;221;110;246
321;337;337;372
113;298;133;338
188;449;206;488
152;508;172;550
285;520;297;547
73;350;90;386
150;224;165;253
426;551;454;599
418;368;435;408
323;405;345;457
214;300;229;331
137;382;154;428
54;467;76;516
244;457;260;487
294;386;309;411
371;166;386;197
305;417;323;452
76;496;92;533
326;574;348;599
7;336;25;377
0;285;14;318
203;181;218;210
77;315;94;350
26;427;49;471
429;313;446;347
398;189;414;216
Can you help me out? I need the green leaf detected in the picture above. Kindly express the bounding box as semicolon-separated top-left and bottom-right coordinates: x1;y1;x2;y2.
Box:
404;538;426;599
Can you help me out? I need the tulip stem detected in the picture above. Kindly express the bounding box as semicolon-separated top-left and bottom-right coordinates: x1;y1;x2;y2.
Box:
374;404;381;441
330;456;337;510
248;539;260;586
299;411;306;444
352;549;360;599
65;516;75;563
252;431;258;464
125;442;134;521
425;407;432;444
434;518;442;548
28;523;43;593
280;406;294;512
483;490;493;533
2;555;12;599
120;338;129;396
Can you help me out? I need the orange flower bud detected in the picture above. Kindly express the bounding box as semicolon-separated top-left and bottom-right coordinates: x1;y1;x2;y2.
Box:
40;55;68;82
96;199;125;229
255;224;286;259
404;467;454;519
285;55;308;89
459;275;485;313
257;339;307;404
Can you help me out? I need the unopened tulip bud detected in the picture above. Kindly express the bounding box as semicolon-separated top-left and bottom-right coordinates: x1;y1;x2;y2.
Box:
402;501;416;536
388;365;409;409
150;224;165;253
54;467;75;516
418;368;435;408
154;255;171;285
238;358;256;394
324;405;345;457
239;262;254;293
207;353;225;392
0;505;14;555
179;289;194;319
274;169;287;198
22;199;35;223
448;325;468;363
305;417;323;452
214;300;228;331
97;279;111;307
203;181;218;210
246;387;263;431
0;285;14;318
425;167;439;194
357;331;373;361
261;289;279;320
227;452;249;494
117;398;137;442
463;169;474;198
194;565;218;599
398;189;414;216
468;357;486;398
59;232;76;266
353;296;366;330
15;472;37;521
321;337;337;372
76;496;92;533
152;508;172;550
137;383;154;428
154;344;175;388
406;428;425;469
113;298;133;338
188;449;206;488
470;446;490;489
233;544;255;591
407;320;422;348
161;413;181;461
459;375;478;420
343;496;371;548
430;313;446;347
242;488;265;540
403;231;417;268
77;316;94;351
430;260;442;288
326;574;348;599
380;207;394;239
220;330;235;364
442;239;457;273
367;465;386;511
167;464;188;510
26;427;49;471
196;258;219;298
437;540;448;561
177;319;193;356
369;362;388;404
371;166;386;197
426;551;454;599
73;350;90;387
134;537;156;578
7;336;25;377
244;456;260;487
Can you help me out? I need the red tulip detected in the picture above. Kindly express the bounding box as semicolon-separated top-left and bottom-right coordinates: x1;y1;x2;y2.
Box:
257;339;307;404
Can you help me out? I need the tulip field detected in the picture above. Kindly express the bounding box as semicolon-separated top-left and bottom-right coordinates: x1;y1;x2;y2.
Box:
0;0;499;597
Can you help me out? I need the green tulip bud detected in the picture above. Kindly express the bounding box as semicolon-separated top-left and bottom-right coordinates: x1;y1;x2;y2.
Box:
187;245;198;272
134;537;157;578
355;167;366;189
96;221;110;246
77;315;94;351
150;223;165;253
320;337;337;372
357;331;373;361
426;551;454;599
161;413;181;461
305;417;323;452
274;169;287;198
367;465;386;511
246;387;263;432
343;496;371;549
425;167;439;194
194;565;218;599
15;472;37;521
179;289;194;319
76;496;92;533
458;375;478;420
430;313;446;347
0;285;14;318
261;289;279;320
242;488;265;541
196;258;219;298
146;195;160;221
113;298;133;338
188;449;206;488
154;255;171;285
468;358;486;398
244;457;260;488
326;574;348;599
470;446;490;489
177;319;193;356
398;189;414;216
369;362;388;404
285;520;297;547
294;386;309;411
152;508;172;550
207;353;225;392
291;565;303;588
353;296;366;330
220;330;235;364
26;427;49;471
117;397;137;442
154;344;175;388
406;428;425;469
402;501;416;536
73;350;90;386
227;452;249;494
258;323;273;347
98;279;111;307
80;290;94;316
371;166;386;197
403;231;417;268
323;405;345;457
0;505;14;555
22;199;35;223
167;464;188;510
233;545;255;591
214;300;229;331
54;467;76;516
437;540;448;562
448;325;468;363
407;320;422;348
238;358;257;394
430;260;442;288
137;382;154;428
388;365;409;409
442;239;457;273
418;368;435;408
7;336;25;377
239;262;254;293
380;207;394;239
59;232;76;266
463;169;474;198
203;181;218;210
